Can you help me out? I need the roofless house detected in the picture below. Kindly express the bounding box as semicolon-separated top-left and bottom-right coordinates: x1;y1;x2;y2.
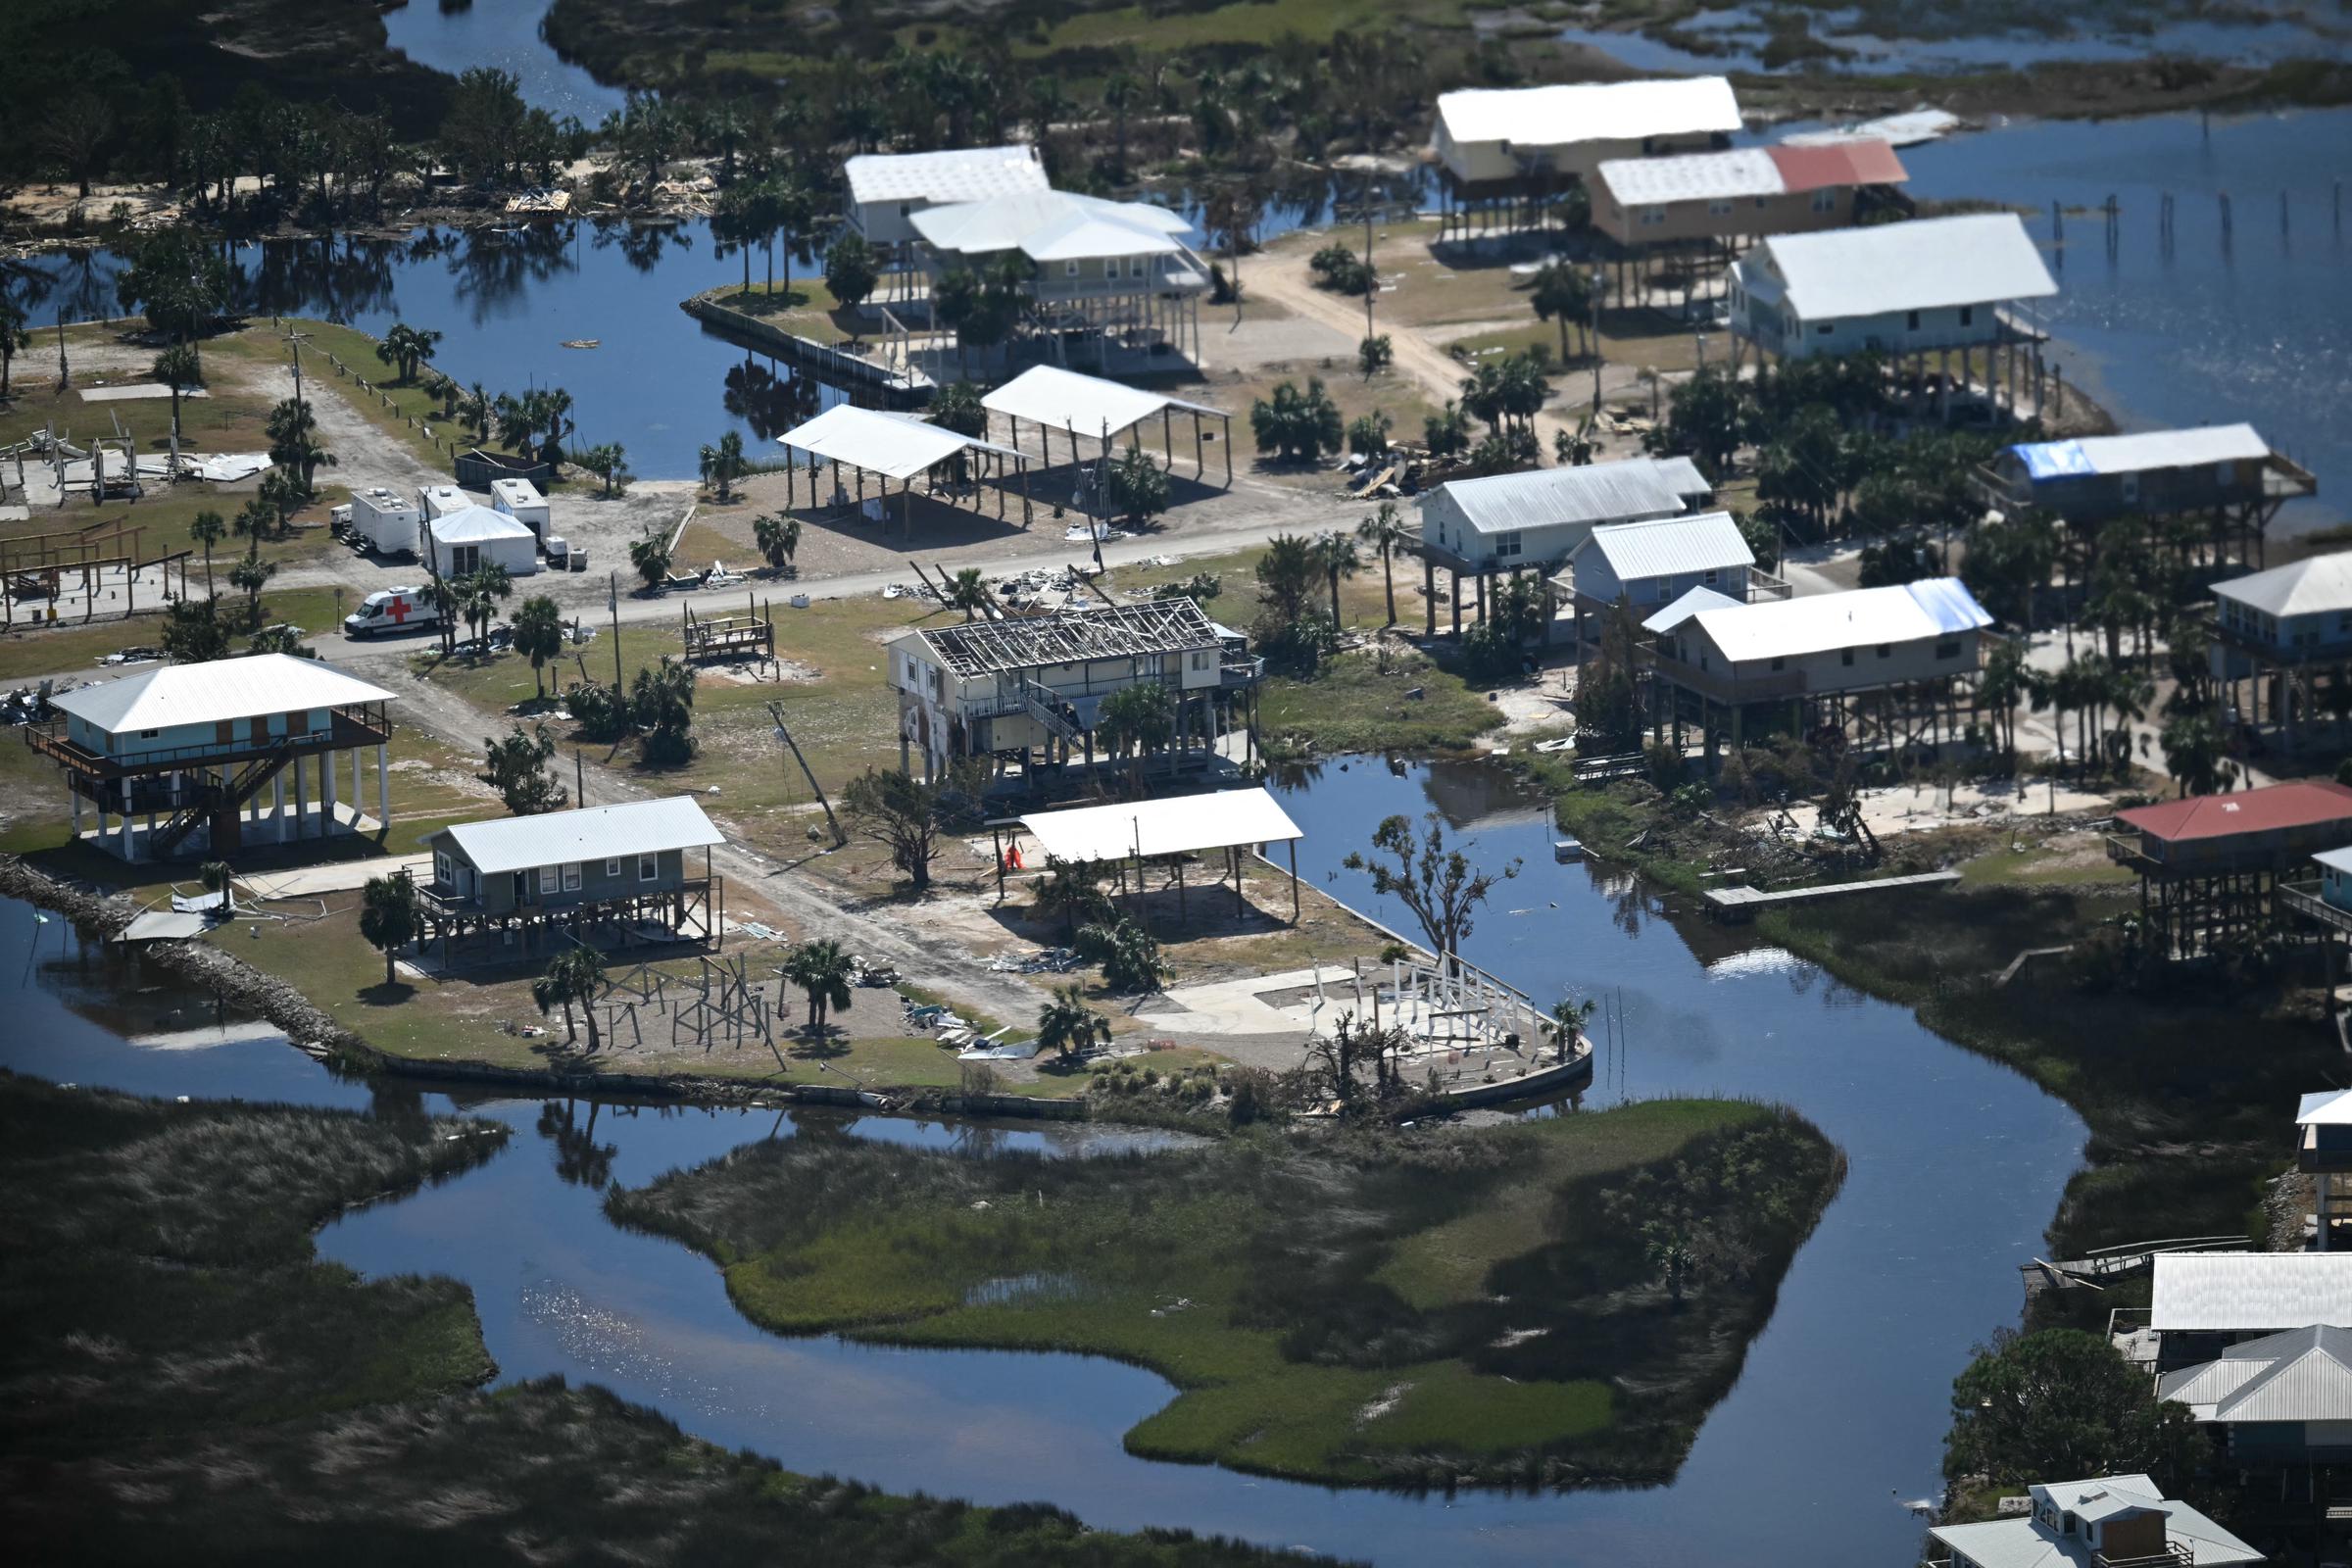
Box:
2108;780;2352;961
1729;213;2058;422
1981;422;2317;571
418;796;725;964
775;403;1035;540
27;654;395;861
1431;75;1742;240
981;365;1232;489
886;598;1260;786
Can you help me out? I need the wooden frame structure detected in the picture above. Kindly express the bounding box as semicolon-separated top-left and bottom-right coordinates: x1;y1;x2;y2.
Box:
1;522;193;628
682;594;776;664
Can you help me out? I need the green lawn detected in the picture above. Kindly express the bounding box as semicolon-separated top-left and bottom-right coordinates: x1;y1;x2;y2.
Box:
609;1097;1842;1488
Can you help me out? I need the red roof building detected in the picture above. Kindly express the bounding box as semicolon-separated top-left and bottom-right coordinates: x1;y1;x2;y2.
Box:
1764;139;1908;194
2112;780;2352;873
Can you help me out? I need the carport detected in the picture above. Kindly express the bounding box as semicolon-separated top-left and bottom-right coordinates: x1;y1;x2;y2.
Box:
982;365;1232;487
775;404;1035;537
998;786;1303;924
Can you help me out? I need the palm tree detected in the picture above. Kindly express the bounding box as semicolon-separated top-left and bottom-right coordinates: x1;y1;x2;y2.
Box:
1254;532;1320;627
1097;680;1174;791
152;342;202;445
1101;72;1141;179
375;321;443;384
629;526;673;591
700;429;748;502
227;554;276;625
948;567;992;621
1530;260;1591;362
532;946;606;1051
1313;530;1360;630
511;594;564;699
1549;995;1595;1064
1355;501;1410;625
0;297;24;397
752;513;801;576
1035;982;1110;1060
198;860;234;914
1030;855;1108;941
783;937;857;1035
459;381;493;444
264;398;335;494
188;509;225;596
456;563;514;649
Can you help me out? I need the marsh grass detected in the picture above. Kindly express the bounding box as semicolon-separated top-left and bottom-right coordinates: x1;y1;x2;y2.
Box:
609;1099;1843;1488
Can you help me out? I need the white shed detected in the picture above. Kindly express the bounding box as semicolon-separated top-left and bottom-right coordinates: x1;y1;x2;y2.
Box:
429;506;540;577
420;483;472;521
489;477;551;541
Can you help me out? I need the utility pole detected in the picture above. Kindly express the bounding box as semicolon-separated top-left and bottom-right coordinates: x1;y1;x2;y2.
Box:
608;570;622;690
285;328;313;414
767;700;845;847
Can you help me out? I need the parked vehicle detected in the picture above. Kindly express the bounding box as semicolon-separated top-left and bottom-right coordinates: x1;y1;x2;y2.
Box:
342;586;441;638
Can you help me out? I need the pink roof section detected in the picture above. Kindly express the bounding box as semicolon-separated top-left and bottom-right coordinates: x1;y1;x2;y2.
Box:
1765;139;1908;193
2117;779;2352;844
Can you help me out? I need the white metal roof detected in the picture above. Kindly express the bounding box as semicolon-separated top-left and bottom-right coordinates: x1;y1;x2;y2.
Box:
777;404;1025;480
1433;458;1691;538
2159;1326;2352;1423
911;191;1189;262
1932;1476;2262;1568
435;797;724;875
1753;213;2056;319
1642;585;1742;634
1579;510;1752;583
843;144;1049;208
1597;147;1781;206
54;654;395;734
1689;578;1990;662
2011;423;2269;481
1018;788;1301;865
2151;1251;2352;1333
2299;1087;2352;1125
1437;75;1740;150
429;505;534;544
2212;552;2352;618
982;365;1224;439
489;476;546;509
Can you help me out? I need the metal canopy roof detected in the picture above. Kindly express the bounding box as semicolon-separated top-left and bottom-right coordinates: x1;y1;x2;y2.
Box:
911;191;1190;262
1578;510;1752;582
982;366;1224;439
843;144;1049;207
1688;578;1990;663
2011;423;2270;482
913;599;1221;679
2299;1088;2352;1125
2150;1251;2352;1333
1019;787;1301;864
2159;1326;2352;1423
1437;75;1740;150
54;654;395;734
1640;584;1742;634
1436;457;1692;537
435;797;724;875
2211;552;2352;618
2119;780;2352;844
1755;213;2056;319
777;405;1026;481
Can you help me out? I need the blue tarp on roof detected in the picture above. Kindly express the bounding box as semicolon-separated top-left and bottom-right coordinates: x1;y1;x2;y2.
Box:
1904;576;1995;633
2011;439;2095;481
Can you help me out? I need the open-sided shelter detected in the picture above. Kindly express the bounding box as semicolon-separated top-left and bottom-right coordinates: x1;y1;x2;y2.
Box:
775;403;1035;536
1008;786;1305;922
981;365;1232;486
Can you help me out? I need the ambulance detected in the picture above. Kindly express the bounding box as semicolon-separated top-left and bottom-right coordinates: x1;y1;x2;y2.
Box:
342;586;441;638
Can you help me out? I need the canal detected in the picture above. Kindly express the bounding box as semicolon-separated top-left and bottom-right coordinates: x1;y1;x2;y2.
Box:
1;756;2086;1567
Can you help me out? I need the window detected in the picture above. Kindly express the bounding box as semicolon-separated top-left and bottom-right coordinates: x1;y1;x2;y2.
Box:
1130;256;1148;278
1935;638;1960;661
1815;322;1836;336
1702;569;1719;585
1875;644;1891;659
639;854;660;882
1698;652;1709;670
606;858;622;877
1770;656;1786;671
1708;199;1733;217
1752;195;1768;210
1840;648;1855;666
537;865;558;895
1064;260;1080;277
562;861;581;892
1642;206;1667;226
139;727;160;738
1494;529;1523;560
435;852;455;887
1810;189;1837;213
1905;310;1921;331
1958;305;1974;327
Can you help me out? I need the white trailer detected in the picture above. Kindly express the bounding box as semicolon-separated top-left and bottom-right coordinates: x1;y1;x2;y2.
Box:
348;486;423;557
489;476;552;542
420;483;471;520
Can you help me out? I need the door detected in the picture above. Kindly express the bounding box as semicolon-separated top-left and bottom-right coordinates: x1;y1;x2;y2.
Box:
513;871;531;906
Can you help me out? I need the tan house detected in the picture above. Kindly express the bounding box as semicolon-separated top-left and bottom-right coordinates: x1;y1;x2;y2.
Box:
1592;139;1907;248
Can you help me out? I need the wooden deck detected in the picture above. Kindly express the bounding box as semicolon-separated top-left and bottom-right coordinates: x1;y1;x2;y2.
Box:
1704;870;1961;921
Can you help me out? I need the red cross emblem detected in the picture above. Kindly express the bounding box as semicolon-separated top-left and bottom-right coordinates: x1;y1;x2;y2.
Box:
386;595;413;622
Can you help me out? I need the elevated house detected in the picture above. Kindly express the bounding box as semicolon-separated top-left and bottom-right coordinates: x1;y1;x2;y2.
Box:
1729;213;2057;420
2108;781;2352;961
2279;851;2352;1028
1431;75;1741;237
418;796;725;961
843;143;1051;301
27;654;396;860
1413;457;1709;636
1556;510;1788;648
885;598;1258;784
2208;553;2352;750
2158;1324;2352;1470
2146;1251;2352;1373
1979;423;2316;569
1645;577;1994;759
2293;1088;2352;1251
1592;138;1907;276
908;191;1209;368
1924;1474;2263;1568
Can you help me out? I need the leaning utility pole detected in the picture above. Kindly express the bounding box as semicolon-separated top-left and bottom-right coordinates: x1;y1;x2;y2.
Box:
767;699;845;848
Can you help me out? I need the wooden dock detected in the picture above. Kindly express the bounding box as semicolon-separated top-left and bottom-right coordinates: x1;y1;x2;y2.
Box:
1704;870;1961;922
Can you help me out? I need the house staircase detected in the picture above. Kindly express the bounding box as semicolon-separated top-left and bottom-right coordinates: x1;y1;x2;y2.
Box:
152;741;296;856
